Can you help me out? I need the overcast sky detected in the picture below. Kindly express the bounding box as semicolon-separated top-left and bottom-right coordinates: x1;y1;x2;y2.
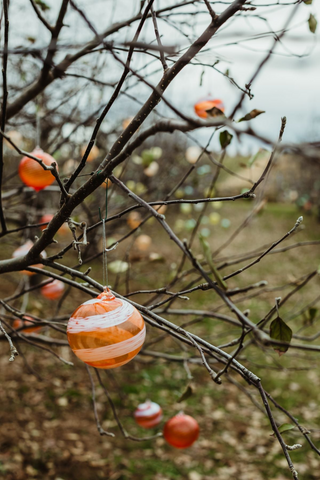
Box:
8;1;320;154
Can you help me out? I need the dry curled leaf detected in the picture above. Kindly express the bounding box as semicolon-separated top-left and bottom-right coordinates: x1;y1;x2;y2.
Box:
205;106;225;118
238;109;265;122
308;13;317;33
178;384;193;402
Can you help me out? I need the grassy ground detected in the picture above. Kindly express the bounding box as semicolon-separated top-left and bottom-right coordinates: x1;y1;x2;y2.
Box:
0;200;319;480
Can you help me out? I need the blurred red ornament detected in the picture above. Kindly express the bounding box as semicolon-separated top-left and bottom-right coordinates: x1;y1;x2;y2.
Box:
134;400;163;429
19;147;57;191
41;280;65;300
12;240;46;276
12;316;41;334
39;214;69;235
163;413;199;449
67;288;145;369
194;98;224;119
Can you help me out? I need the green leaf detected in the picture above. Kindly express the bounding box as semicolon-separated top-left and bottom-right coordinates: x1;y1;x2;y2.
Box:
278;423;295;434
238;109;265;122
219;130;233;149
303;0;313;4
271;423;295;436
308;14;317;33
35;0;50;11
177;384;193;403
309;307;318;323
199;234;227;290
270;316;292;356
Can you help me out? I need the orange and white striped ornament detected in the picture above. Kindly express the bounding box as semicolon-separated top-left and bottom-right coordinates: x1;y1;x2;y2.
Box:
134;400;163;429
18;147;57;191
41;280;65;300
67;289;146;369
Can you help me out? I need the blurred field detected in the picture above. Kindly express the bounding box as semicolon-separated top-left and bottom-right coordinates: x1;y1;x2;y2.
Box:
0;200;319;480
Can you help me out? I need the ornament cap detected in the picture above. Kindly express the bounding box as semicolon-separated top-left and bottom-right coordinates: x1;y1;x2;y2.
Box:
97;287;115;301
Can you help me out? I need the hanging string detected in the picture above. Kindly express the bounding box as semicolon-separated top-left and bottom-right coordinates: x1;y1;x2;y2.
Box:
102;181;109;290
36;104;41;148
102;218;108;289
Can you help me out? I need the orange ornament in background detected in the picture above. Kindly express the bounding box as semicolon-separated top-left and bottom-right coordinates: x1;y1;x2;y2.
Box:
80;144;100;163
12;316;41;334
41;280;65;300
12;240;46;276
153;204;167;215
122;117;134;130
163;413;199;449
19;147;57;191
134;401;163;429
127;211;142;230
67;289;146;369
134;234;152;252
101;178;112;189
194;98;225;119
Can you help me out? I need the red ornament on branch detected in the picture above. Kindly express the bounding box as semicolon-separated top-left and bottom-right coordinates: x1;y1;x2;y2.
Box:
41;280;65;300
194;98;225;119
67;289;146;369
39;214;69;235
163;412;199;449
19;147;57;191
12;316;41;334
134;400;163;429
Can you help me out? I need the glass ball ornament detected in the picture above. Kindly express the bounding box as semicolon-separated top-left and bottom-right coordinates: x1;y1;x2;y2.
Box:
12;240;46;276
39;214;69;235
80;144;100;162
185;145;202;164
19;147;57;191
134;234;152;252
67;289;146;369
153;204;167;215
12;316;41;334
127;211;142;230
134;400;163;429
194;98;224;119
41;280;65;300
163;412;199;449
